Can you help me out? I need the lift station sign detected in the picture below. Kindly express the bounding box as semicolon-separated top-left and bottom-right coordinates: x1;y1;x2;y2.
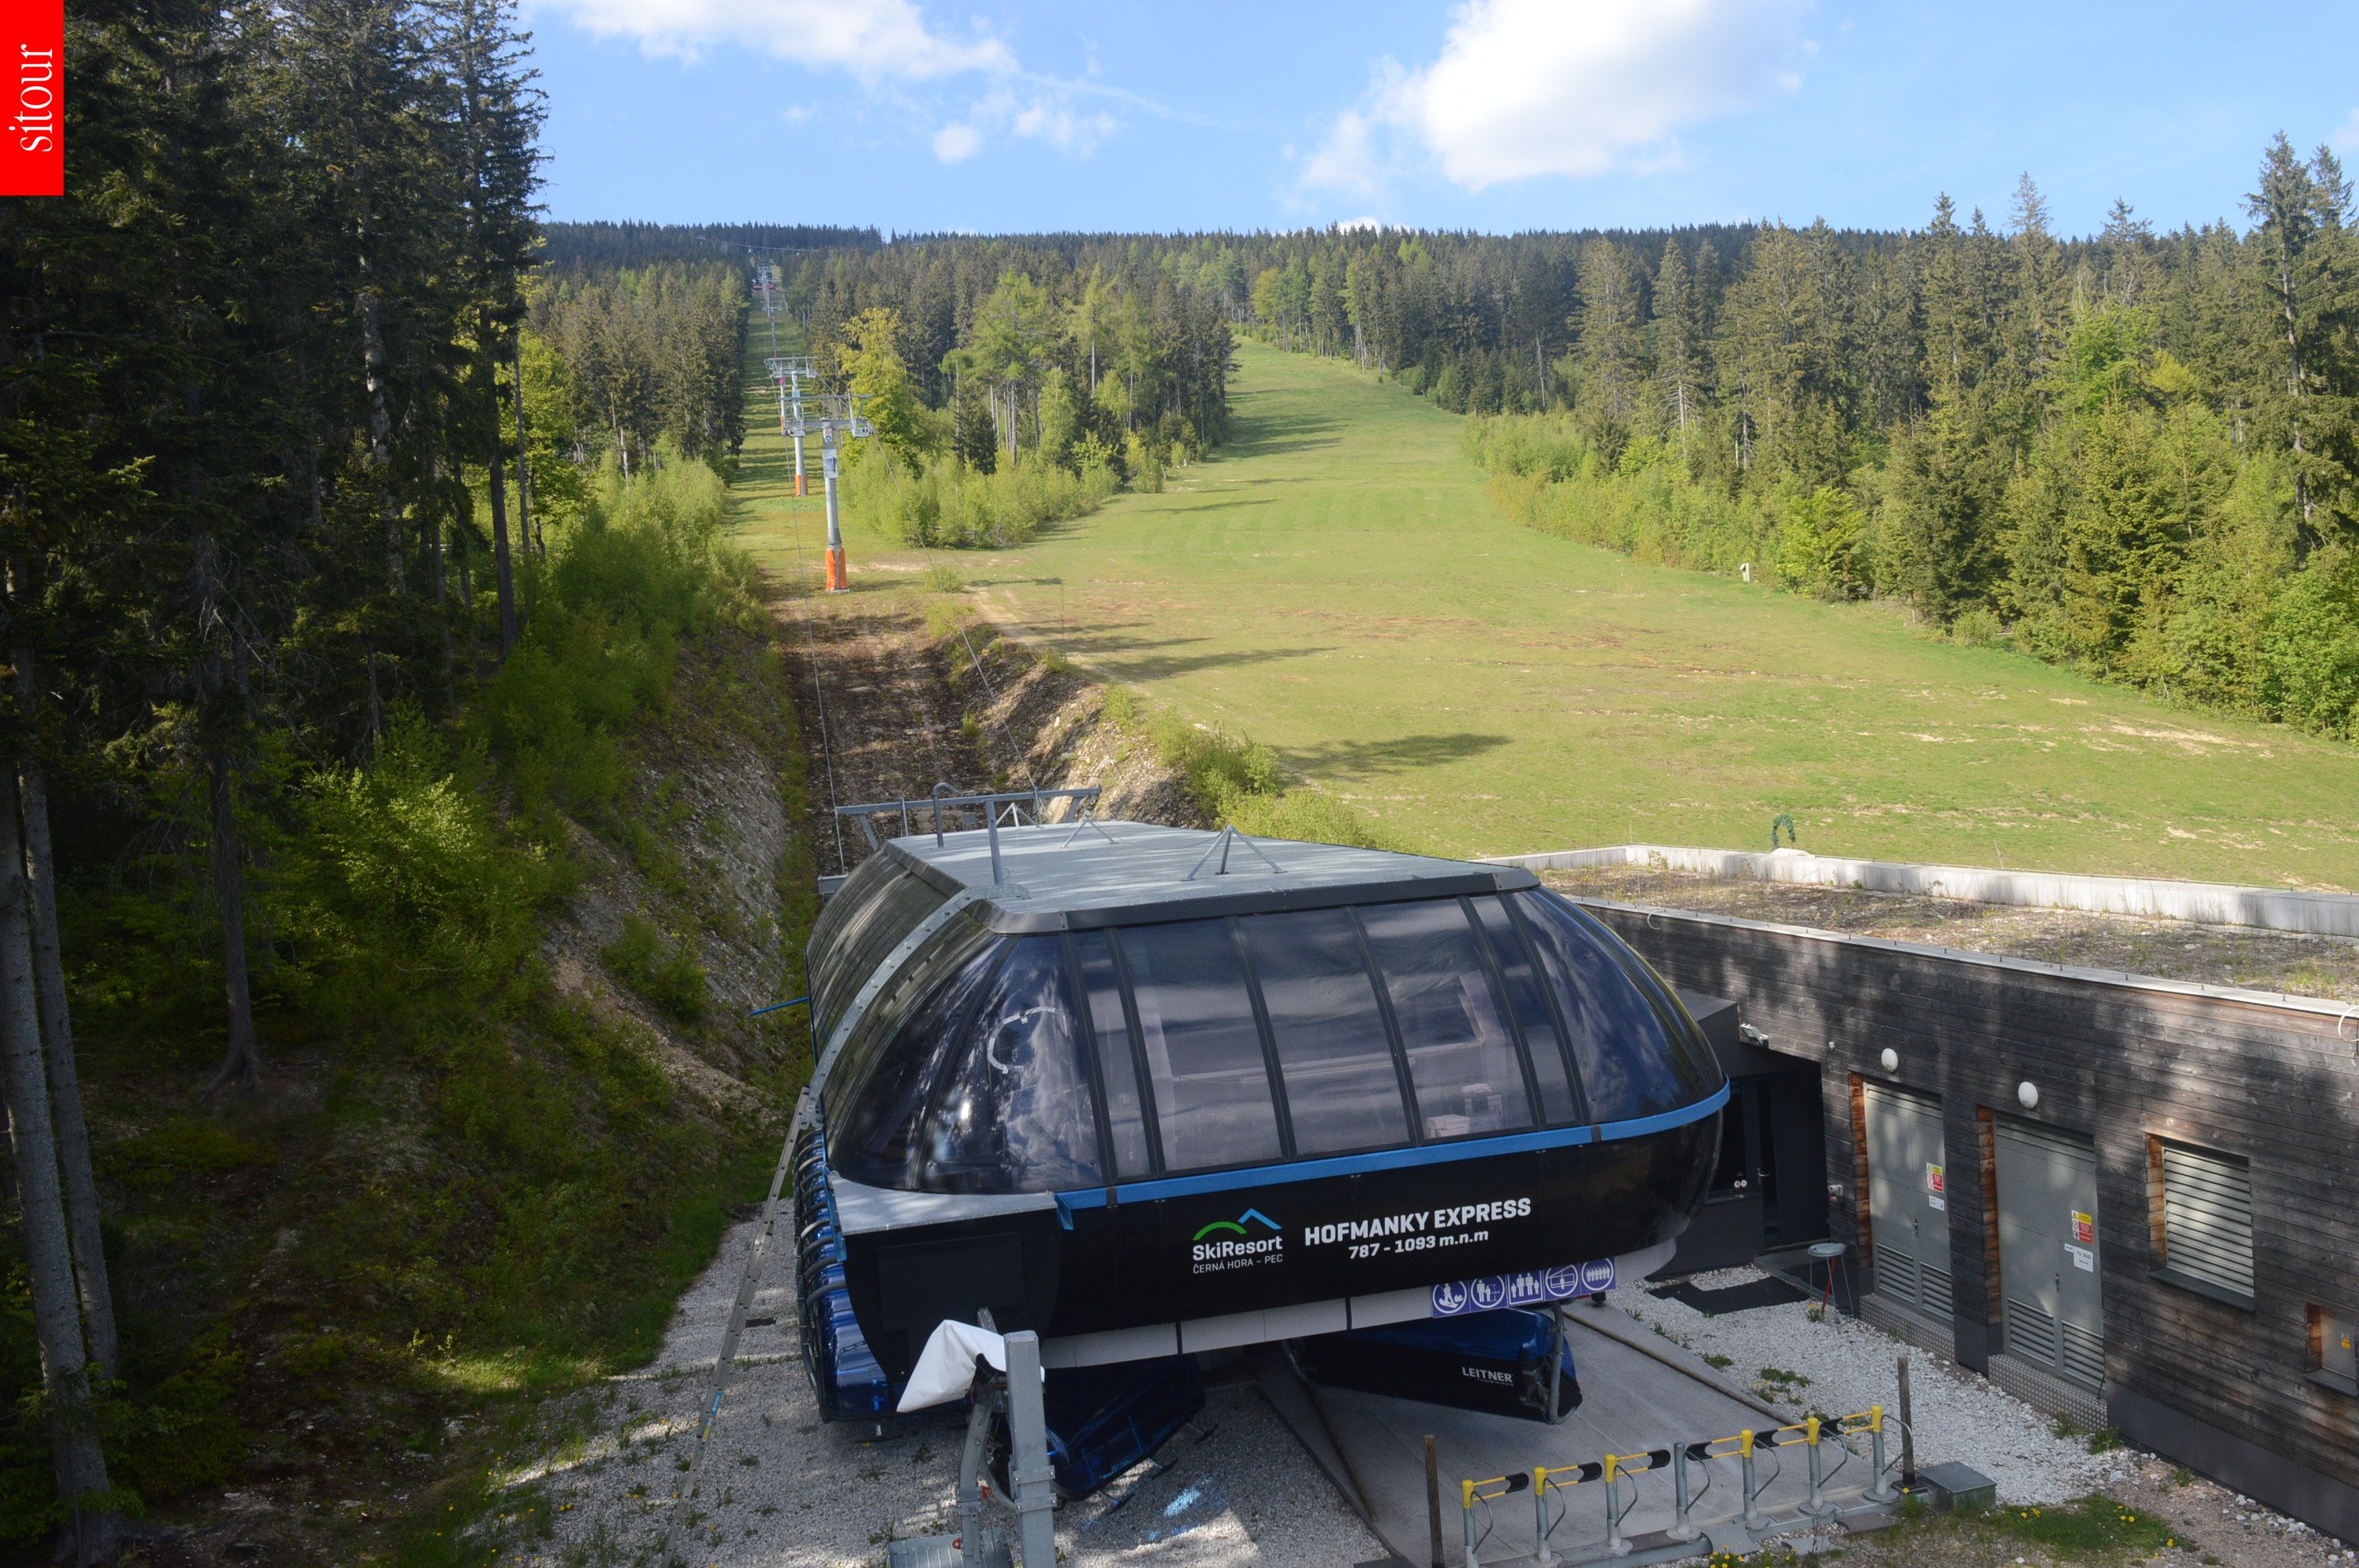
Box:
1189;1195;1536;1277
1301;1196;1534;1258
1141;1138;1670;1321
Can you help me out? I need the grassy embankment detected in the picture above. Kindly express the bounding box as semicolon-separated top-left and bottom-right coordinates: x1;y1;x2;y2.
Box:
13;462;816;1566
791;338;2359;890
728;328;1374;844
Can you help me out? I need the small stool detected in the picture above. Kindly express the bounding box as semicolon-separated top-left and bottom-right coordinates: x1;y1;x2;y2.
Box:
1808;1240;1850;1316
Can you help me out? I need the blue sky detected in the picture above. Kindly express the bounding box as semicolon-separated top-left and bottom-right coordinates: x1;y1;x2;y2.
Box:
527;0;2359;238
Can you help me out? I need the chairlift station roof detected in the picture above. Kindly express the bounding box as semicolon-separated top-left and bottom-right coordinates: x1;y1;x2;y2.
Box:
884;821;1541;933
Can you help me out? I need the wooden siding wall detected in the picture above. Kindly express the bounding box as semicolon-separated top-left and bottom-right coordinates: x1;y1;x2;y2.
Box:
1585;903;2359;1497
1978;1108;2005;1330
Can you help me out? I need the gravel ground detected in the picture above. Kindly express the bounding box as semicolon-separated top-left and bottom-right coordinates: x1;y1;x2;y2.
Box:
1627;1266;2132;1504
1627;1268;2357;1566
480;1216;1381;1568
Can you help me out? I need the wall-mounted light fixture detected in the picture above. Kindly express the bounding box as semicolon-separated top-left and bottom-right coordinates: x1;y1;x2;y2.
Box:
1880;1047;1899;1073
2017;1080;2040;1110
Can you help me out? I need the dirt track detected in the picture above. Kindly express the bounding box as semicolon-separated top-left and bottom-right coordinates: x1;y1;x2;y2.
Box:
769;583;983;879
766;572;1203;881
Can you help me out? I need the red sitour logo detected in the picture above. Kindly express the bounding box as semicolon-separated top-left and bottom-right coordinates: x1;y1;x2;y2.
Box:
4;0;63;197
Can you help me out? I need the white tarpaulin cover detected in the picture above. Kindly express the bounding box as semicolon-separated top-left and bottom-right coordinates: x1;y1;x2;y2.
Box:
897;1319;1039;1412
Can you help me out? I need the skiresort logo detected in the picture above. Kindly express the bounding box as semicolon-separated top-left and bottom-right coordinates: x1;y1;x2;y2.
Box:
1191;1208;1281;1243
1189;1209;1282;1274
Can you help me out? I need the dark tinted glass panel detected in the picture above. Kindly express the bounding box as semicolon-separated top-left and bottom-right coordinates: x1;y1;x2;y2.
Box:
813;865;949;1045
826;924;1007;1174
1118;920;1282;1173
1608;932;1725;1098
808;857;904;1039
1073;931;1152;1179
913;938;1101;1193
1469;896;1583;1127
820;909;992;1122
1358;901;1533;1141
809;851;896;964
1513;891;1714;1122
1246;909;1409;1156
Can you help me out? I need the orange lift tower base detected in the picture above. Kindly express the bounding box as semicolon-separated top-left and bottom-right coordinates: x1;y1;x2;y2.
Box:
791;361;809;497
780;376;870;595
821;425;849;592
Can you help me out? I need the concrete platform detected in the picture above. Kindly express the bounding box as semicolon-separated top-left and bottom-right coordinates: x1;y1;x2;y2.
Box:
1267;1303;1876;1566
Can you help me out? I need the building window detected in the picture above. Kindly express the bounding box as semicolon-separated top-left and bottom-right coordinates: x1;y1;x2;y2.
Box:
2147;1136;2255;1308
2311;1306;2357;1397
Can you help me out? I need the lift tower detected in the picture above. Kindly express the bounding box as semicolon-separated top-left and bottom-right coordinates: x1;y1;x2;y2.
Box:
751;257;781;356
783;388;873;592
767;355;820;495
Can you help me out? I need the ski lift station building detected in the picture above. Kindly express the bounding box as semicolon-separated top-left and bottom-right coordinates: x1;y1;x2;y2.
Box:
791;819;1728;1391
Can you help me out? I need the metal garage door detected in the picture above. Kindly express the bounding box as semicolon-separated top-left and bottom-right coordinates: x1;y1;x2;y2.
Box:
1864;1083;1952;1318
1995;1119;2105;1391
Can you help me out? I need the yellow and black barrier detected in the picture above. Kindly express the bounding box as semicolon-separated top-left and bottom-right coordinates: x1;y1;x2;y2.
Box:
1471;1405;1899;1566
1458;1470;1530;1568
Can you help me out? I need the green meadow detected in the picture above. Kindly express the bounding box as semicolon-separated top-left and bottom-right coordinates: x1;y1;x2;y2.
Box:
734;338;2359;891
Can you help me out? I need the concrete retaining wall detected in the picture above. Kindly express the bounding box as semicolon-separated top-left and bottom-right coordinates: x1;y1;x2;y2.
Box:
1487;844;2359;940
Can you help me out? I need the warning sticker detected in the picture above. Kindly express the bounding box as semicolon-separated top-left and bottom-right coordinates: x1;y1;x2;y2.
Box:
1925;1163;1946;1210
2071;1210;2095;1246
2067;1244;2094;1272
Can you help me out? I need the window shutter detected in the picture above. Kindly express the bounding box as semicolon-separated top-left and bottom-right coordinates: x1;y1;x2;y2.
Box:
2161;1142;2255;1301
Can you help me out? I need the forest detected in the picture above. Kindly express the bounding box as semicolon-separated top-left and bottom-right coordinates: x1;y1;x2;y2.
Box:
1196;151;2359;744
550;223;1241;543
0;0;826;1560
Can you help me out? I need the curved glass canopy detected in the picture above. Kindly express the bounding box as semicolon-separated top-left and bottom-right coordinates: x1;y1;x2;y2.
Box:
809;854;954;1047
823;889;1724;1195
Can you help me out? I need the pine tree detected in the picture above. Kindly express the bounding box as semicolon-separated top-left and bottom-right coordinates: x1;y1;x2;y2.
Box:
2244;132;2358;541
1888;400;2004;622
438;0;543;659
1650;238;1707;452
1570;239;1645;450
2099;198;2156;305
952;381;998;474
2005;174;2069;407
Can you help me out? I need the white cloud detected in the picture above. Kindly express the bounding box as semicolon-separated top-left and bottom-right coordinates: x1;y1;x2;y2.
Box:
540;0;1139;162
2335;107;2359;158
1302;107;1383;197
1011;98;1120;156
930;88;1119;162
1301;0;1808;194
545;0;1010;78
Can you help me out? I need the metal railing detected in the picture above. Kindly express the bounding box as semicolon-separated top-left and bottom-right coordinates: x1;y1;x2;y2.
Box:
834;784;1104;884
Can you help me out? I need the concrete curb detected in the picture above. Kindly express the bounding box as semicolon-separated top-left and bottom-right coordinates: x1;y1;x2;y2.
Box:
1487;844;2359;940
